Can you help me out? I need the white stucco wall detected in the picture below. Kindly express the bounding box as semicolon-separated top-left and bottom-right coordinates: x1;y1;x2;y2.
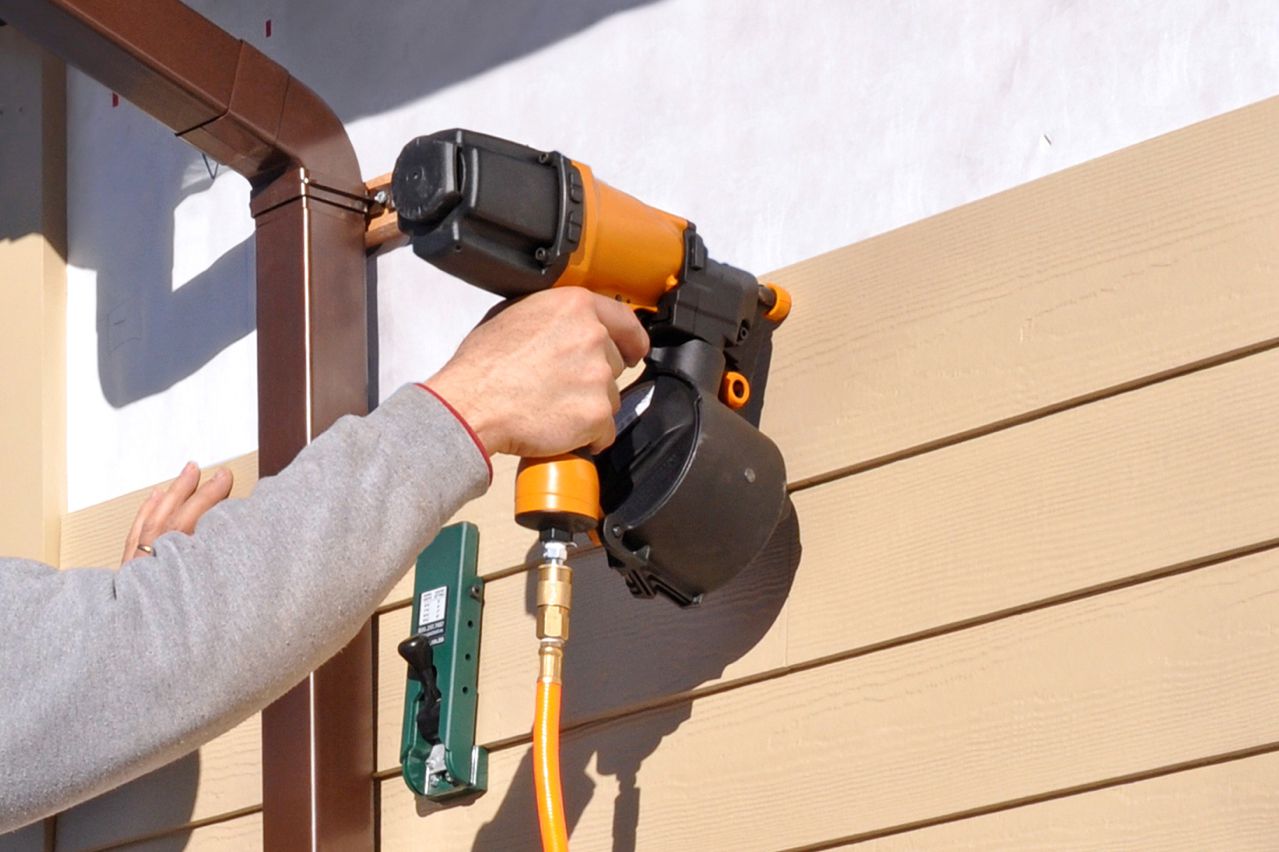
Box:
64;0;1279;510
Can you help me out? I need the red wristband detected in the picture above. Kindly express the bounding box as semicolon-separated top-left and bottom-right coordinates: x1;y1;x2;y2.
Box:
416;383;494;483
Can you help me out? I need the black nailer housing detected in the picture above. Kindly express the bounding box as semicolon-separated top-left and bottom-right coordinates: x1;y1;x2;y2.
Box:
393;128;791;606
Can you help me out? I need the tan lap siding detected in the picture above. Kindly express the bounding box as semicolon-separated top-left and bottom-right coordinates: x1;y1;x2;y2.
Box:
53;717;260;852
55;462;261;850
59;455;261;571
381;548;1279;849
49;95;1279;849
762;94;1279;486
375;348;1279;770
0;823;45;852
111;811;263;852
375;96;1279;847
846;750;1279;851
383;96;1279;605
0;26;66;567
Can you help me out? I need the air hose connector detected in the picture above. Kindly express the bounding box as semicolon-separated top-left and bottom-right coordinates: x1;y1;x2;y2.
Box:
536;542;573;644
533;535;573;851
536;539;573;684
538;639;564;683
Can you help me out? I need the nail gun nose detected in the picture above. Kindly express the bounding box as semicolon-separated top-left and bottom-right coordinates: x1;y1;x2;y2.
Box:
392;136;465;234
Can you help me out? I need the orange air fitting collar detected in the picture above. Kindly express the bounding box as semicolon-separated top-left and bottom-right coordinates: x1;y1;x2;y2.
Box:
720;371;751;410
763;282;792;323
515;454;602;532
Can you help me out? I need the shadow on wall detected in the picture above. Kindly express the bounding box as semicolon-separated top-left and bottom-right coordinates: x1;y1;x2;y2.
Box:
76;147;257;408
420;502;802;851
76;0;660;407
51;751;201;851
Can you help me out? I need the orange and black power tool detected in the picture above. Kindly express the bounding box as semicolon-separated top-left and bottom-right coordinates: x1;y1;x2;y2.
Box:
392;129;791;606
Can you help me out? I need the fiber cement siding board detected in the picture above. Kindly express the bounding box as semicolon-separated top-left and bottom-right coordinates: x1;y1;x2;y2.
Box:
53;716;260;852
111;811;263;852
0;823;45;852
0;27;66;568
782;346;1279;665
845;750;1279;851
374;530;794;769
52;458;265;849
379;454;528;604
379;547;1279;850
379;93;1279;604
59;454;260;571
761;93;1279;487
50;92;1279;851
373;347;1279;766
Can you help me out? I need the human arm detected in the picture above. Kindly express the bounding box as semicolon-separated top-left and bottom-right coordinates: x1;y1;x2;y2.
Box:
0;385;488;831
0;288;646;831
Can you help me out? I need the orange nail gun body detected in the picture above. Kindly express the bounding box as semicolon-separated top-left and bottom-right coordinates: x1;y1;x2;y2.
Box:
393;129;790;605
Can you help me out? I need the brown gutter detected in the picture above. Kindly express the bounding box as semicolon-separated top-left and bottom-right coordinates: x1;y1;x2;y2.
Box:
0;2;376;847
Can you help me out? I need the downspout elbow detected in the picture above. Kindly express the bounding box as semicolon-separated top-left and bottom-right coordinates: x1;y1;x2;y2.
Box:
178;40;363;196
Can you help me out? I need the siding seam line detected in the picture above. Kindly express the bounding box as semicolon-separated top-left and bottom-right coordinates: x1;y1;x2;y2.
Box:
370;535;1279;784
461;534;1279;757
78;803;263;852
789;334;1279;493
777;740;1279;851
373;333;1279;619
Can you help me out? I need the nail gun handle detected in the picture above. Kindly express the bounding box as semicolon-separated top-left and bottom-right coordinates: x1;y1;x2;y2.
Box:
514;452;602;535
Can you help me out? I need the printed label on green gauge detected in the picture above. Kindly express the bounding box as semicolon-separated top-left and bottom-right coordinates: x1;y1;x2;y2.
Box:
419;586;447;646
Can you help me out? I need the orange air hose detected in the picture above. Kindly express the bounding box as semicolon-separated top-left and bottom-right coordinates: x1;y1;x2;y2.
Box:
533;542;573;852
533;674;569;851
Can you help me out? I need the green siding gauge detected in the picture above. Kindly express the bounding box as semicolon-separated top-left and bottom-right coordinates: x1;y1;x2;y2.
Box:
396;522;487;799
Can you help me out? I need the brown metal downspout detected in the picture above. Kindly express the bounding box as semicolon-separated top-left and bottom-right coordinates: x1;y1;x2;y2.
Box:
0;2;376;847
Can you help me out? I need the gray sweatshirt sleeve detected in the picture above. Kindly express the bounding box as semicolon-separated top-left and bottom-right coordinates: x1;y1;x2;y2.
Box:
0;384;490;832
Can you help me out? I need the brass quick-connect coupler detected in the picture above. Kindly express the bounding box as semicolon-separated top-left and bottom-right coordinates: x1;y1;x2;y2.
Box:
536;539;572;684
536;540;573;644
538;639;564;684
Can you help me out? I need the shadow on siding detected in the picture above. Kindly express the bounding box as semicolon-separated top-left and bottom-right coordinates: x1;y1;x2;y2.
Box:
51;751;200;851
454;502;803;850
